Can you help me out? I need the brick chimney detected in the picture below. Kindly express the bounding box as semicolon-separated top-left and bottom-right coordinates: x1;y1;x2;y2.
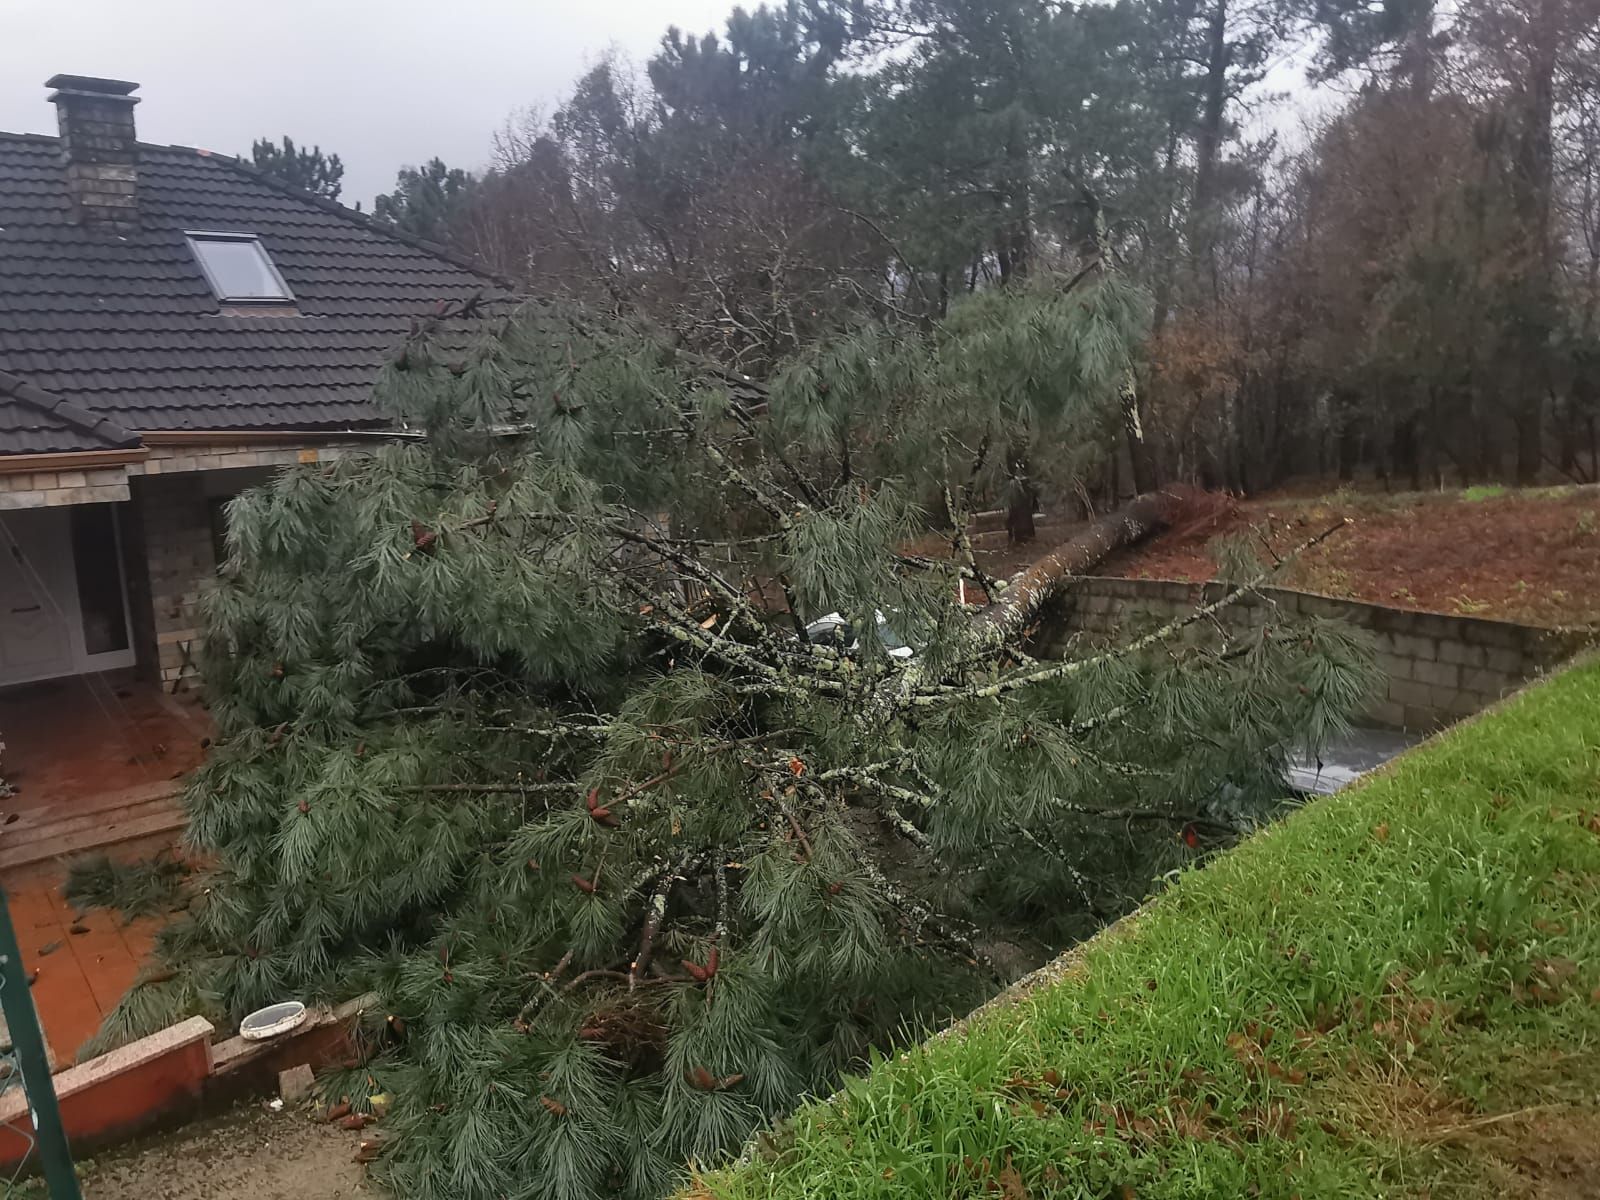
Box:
46;74;141;229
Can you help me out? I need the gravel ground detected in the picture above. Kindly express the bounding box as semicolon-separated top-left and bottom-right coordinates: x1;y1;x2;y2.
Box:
54;1102;377;1200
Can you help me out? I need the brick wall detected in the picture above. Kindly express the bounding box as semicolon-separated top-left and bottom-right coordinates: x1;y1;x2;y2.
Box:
1039;577;1590;732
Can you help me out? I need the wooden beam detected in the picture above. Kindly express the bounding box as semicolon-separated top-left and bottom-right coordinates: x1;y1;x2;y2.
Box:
0;448;147;474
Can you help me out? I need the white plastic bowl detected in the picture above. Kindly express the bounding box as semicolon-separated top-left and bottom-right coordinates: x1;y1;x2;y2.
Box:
239;1000;308;1041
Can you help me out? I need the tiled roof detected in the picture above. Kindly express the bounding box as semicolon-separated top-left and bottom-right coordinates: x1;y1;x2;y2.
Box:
0;367;139;454
0;132;504;451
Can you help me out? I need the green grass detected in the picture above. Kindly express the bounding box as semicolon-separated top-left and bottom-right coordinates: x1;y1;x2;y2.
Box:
1261;482;1592;517
698;659;1600;1199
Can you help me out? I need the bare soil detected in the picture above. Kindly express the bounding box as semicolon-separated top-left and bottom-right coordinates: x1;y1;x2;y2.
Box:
1474;1108;1600;1199
64;1103;374;1200
974;485;1600;629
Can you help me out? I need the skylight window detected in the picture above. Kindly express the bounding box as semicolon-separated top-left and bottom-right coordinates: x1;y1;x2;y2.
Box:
186;232;294;303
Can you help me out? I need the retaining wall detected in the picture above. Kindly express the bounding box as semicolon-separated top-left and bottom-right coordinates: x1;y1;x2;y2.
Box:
1038;577;1590;731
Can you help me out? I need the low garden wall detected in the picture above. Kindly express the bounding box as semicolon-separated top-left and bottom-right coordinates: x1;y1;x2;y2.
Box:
0;996;373;1175
1037;577;1591;731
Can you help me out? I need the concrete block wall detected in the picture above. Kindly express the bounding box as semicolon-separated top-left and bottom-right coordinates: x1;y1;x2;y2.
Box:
1041;577;1590;732
114;443;364;689
0;994;371;1174
0;1017;214;1174
126;441;360;478
0;464;130;508
130;473;217;690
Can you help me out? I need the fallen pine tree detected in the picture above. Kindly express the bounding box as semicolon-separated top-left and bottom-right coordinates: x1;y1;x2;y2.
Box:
87;280;1377;1199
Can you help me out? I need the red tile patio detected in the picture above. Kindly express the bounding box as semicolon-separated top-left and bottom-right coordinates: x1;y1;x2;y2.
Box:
6;873;162;1065
0;672;208;1065
0;672;209;816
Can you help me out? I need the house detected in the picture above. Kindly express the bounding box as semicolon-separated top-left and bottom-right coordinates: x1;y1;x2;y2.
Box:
0;75;500;695
0;75;502;881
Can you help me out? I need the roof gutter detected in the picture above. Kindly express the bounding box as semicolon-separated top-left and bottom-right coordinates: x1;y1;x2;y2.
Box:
0;447;149;474
136;429;421;445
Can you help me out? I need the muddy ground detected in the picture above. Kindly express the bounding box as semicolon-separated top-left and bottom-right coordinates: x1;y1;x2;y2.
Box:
973;484;1600;629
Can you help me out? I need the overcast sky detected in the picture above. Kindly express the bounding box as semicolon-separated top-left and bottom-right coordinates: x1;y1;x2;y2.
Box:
1;0;738;209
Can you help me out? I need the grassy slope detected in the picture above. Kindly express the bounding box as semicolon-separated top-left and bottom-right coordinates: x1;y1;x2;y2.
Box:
699;659;1600;1199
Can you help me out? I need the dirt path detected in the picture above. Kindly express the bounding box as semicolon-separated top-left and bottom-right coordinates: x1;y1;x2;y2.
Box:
71;1103;375;1200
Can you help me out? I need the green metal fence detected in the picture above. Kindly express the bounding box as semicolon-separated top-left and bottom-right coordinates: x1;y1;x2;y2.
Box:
0;888;81;1198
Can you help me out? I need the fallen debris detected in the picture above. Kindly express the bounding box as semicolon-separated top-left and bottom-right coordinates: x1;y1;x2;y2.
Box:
278;1062;314;1105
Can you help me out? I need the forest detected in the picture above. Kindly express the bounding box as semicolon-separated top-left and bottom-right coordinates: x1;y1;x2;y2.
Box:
345;0;1600;498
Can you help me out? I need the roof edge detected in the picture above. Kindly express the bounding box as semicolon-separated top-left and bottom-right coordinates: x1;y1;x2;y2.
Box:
195;148;522;293
0;368;142;451
136;428;414;445
0;447;148;474
0;129;521;292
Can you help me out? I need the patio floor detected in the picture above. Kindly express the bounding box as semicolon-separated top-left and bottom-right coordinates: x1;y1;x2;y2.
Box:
0;672;209;1063
5;875;162;1065
0;673;210;875
0;671;209;814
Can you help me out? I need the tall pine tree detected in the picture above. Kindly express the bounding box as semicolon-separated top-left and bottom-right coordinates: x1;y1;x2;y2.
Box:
249;135;345;201
374;159;479;242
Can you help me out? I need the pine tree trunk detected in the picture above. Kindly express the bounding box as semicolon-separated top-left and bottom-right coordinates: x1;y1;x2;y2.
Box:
1006;486;1037;544
1193;0;1229;213
1189;0;1231;286
1516;397;1544;485
1399;0;1437;97
1006;444;1038;543
981;490;1183;641
1121;372;1157;493
1512;0;1559;486
1335;390;1361;482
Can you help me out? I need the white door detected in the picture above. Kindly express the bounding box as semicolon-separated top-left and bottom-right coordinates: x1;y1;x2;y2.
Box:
0;508;78;684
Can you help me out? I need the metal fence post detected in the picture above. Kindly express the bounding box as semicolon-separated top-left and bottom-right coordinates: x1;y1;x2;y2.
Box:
0;887;82;1199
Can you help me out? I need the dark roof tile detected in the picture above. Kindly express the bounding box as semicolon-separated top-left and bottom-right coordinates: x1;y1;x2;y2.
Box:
0;132;510;450
0;368;140;453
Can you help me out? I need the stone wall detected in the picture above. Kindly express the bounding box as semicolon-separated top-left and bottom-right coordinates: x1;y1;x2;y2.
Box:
1041;577;1590;732
124;445;369;688
0;440;371;506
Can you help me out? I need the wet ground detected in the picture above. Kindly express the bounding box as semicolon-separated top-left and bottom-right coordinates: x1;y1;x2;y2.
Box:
1288;726;1423;796
0;673;209;813
0;673;204;1062
4;881;161;1065
1102;485;1600;629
